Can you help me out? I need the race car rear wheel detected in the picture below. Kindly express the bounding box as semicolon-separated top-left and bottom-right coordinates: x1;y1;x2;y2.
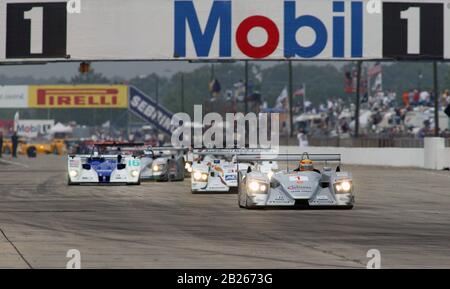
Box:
127;181;141;185
27;146;37;158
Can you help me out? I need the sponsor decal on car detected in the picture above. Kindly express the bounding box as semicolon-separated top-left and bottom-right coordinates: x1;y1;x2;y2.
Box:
69;160;80;167
289;176;309;182
268;196;292;205
287;184;312;193
212;166;224;175
289;176;309;183
287;185;302;192
224;174;236;181
209;186;226;190
336;172;349;178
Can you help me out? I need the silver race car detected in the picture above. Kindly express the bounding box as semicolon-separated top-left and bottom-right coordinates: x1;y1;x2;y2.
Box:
191;149;278;193
140;147;187;181
237;153;354;209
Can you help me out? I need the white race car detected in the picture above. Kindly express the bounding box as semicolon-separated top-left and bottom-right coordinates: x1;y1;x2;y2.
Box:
191;149;278;193
67;143;141;185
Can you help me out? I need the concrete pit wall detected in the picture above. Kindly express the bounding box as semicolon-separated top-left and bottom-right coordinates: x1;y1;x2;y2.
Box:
282;137;450;170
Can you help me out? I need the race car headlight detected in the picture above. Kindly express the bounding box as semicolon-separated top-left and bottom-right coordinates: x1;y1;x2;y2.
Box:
193;171;208;181
185;163;192;173
130;170;139;177
335;181;352;193
193;171;202;180
153;164;165;172
248;181;268;194
69;170;78;178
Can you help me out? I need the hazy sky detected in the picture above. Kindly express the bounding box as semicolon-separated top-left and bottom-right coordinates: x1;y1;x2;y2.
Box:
0;61;208;79
0;61;340;80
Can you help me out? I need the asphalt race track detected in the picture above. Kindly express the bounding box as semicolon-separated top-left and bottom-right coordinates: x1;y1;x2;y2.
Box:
1;155;450;269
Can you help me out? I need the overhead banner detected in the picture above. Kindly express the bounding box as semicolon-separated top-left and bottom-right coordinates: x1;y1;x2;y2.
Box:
0;85;28;108
0;0;449;61
28;85;128;108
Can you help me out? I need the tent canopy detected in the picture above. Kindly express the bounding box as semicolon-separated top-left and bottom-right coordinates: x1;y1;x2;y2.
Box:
49;123;73;134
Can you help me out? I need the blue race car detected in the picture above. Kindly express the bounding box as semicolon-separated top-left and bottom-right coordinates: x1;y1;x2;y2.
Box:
67;143;141;185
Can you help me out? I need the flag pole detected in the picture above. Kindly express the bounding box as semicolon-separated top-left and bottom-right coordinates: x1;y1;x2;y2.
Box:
303;82;306;113
354;60;363;138
288;60;294;138
433;61;440;137
367;67;371;100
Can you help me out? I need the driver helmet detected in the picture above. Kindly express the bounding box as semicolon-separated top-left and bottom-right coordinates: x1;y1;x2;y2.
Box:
299;159;314;171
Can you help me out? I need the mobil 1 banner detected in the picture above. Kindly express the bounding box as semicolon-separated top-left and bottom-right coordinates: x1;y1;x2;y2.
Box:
383;2;445;59
1;0;450;61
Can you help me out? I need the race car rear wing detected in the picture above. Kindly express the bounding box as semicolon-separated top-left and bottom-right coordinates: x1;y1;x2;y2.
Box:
236;153;341;163
149;147;189;151
69;154;139;160
193;148;278;156
146;147;189;158
93;142;145;147
148;147;189;154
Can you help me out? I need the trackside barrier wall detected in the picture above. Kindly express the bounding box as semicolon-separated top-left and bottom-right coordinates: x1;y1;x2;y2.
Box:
424;138;448;170
282;138;450;170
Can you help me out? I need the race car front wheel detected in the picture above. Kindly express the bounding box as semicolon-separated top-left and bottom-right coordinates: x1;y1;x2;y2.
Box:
238;191;245;208
229;187;238;194
67;176;78;186
127;181;141;185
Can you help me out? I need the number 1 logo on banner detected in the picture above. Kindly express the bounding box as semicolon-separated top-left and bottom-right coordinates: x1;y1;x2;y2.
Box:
383;2;444;60
6;2;67;59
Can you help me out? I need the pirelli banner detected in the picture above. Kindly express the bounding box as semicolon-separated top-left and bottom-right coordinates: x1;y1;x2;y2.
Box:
27;85;129;108
0;0;450;61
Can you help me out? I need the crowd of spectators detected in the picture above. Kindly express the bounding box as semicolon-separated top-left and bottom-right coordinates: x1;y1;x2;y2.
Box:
296;88;450;140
